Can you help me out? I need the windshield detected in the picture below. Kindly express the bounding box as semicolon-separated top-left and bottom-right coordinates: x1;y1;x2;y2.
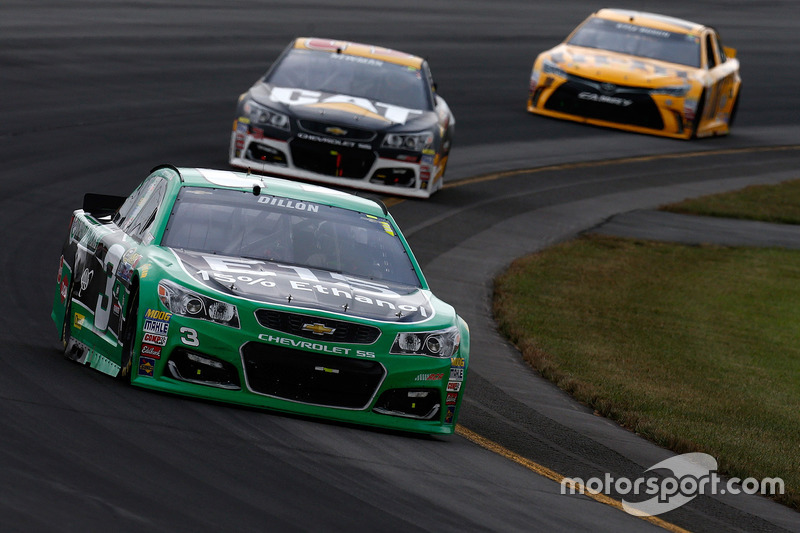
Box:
264;48;432;110
161;188;421;287
568;17;701;68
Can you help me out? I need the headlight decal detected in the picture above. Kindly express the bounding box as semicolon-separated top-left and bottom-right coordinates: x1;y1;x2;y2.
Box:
243;100;290;131
542;59;567;79
158;280;240;328
382;131;435;152
650;84;691;97
390;326;460;358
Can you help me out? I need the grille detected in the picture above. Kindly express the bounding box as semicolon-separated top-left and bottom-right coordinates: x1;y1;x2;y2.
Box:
245;143;288;166
370;168;416;187
167;349;241;390
255;310;381;344
545;75;664;130
298;120;376;142
373;388;441;420
241;342;385;408
290;138;375;179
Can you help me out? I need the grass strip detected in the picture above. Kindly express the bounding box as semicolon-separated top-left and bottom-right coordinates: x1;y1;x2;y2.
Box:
493;234;800;509
662;179;800;224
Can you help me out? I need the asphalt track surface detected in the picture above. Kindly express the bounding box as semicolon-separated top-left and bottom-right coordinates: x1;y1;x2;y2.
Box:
2;1;800;531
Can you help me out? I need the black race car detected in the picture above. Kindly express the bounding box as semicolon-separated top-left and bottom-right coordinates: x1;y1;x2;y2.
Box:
229;38;455;198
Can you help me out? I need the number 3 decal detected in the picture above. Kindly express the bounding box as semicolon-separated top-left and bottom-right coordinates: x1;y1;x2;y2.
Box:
180;327;199;347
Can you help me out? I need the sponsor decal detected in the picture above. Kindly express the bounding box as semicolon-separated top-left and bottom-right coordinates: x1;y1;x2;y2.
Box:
449;367;464;381
295;131;370;150
450;357;465;368
446;381;461;392
325;126;348;136
302;323;336;335
141;344;162;359
117;250;143;283
117;264;133;283
181;253;434;322
268;87;423;124
79;268;93;295
143;309;172;335
414;372;444;382
257;196;320;213
140;263;151;279
420;166;431;182
614;22;670;39
145;309;172;321
71;219;106;252
143;320;169;335
142;333;167;346
577;92;633;107
138;356;155;377
258;333;374;358
73;312;85;330
258;333;348;354
445;405;456;424
600;82;617;93
60;276;69;303
446;391;459;405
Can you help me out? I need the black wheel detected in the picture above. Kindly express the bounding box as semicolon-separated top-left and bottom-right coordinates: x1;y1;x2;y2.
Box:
61;284;74;353
690;89;706;138
728;86;741;129
118;289;139;381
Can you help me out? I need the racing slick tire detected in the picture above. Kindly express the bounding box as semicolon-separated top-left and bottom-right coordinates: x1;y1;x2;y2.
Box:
61;284;74;355
690;89;707;138
118;288;139;382
728;86;741;129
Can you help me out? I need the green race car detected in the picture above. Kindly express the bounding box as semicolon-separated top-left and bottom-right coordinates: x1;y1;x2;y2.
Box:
52;165;468;434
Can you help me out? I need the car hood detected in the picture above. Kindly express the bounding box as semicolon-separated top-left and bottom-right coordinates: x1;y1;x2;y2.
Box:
172;250;436;324
546;44;696;86
250;83;434;129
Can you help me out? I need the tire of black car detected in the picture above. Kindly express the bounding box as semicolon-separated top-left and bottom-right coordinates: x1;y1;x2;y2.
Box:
118;288;139;382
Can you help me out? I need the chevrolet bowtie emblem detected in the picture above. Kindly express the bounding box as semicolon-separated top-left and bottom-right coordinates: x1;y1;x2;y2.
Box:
325;126;348;136
302;323;336;335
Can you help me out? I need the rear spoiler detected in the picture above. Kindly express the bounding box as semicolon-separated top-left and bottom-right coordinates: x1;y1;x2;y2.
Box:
83;193;126;218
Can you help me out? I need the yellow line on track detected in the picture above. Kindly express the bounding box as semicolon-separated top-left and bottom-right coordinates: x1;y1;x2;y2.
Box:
443;144;800;190
381;145;800;208
455;425;693;533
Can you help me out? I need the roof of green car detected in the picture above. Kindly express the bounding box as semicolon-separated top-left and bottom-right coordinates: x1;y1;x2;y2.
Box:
161;166;388;217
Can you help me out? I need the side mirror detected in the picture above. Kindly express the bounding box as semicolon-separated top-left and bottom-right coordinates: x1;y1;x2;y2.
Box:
723;46;736;59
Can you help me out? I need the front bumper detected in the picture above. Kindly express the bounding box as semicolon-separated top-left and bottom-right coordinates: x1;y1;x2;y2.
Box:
229;121;445;199
130;308;466;435
527;73;702;140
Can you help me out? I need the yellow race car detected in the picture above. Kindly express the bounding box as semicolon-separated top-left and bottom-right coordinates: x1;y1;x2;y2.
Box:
527;9;741;139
